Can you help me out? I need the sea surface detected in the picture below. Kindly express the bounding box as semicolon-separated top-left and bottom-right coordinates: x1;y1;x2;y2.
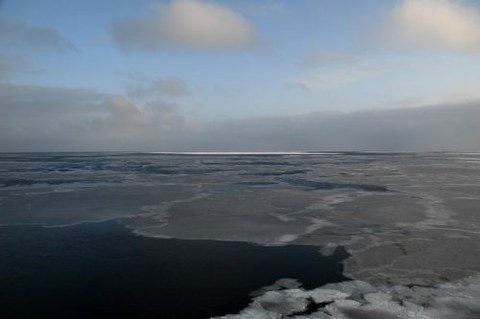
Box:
1;152;480;318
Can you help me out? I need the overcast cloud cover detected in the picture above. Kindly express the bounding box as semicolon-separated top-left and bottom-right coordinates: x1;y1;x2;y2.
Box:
1;0;480;151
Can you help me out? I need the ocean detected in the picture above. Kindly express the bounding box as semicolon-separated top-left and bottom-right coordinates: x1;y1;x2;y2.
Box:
1;152;480;318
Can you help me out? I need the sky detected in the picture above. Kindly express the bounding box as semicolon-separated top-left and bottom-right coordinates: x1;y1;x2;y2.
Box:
1;0;480;151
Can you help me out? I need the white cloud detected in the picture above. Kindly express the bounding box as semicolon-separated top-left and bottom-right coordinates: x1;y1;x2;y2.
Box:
113;0;258;51
380;0;480;52
96;95;184;139
99;95;154;130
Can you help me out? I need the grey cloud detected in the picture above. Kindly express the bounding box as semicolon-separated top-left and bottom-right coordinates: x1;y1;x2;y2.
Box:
0;84;106;150
1;82;480;152
96;95;156;132
0;54;32;80
0;19;77;52
0;84;184;151
94;95;184;139
113;0;258;52
146;100;185;125
0;83;103;115
187;102;480;152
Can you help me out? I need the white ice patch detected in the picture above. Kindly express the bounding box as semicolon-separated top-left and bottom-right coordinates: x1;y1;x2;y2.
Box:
250;279;302;297
212;276;480;319
273;234;299;245
320;243;339;256
255;290;309;315
305;218;334;234
415;193;455;228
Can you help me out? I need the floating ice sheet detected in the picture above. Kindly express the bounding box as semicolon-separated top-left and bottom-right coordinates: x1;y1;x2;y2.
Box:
214;275;480;319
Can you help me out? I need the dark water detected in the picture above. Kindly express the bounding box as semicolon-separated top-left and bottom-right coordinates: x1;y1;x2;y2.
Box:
0;221;349;319
3;152;478;318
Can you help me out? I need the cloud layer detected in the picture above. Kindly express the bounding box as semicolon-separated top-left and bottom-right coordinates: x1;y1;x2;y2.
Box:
0;54;31;80
113;0;258;51
0;84;185;151
1;83;480;151
198;103;480;151
380;0;480;52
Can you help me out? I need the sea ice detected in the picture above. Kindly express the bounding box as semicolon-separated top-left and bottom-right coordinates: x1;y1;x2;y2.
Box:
213;275;480;319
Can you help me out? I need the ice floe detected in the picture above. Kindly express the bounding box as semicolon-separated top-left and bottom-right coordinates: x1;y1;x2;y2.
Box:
213;275;480;319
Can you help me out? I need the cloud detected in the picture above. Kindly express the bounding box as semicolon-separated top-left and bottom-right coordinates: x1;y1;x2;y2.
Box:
95;95;185;139
1;82;480;152
125;76;190;99
0;83;185;150
113;0;258;51
0;54;32;80
98;96;156;130
0;83;103;115
0;19;77;52
193;102;480;152
291;67;373;91
291;53;374;91
378;0;480;52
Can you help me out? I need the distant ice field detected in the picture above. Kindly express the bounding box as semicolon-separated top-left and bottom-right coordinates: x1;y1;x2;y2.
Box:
1;151;480;318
